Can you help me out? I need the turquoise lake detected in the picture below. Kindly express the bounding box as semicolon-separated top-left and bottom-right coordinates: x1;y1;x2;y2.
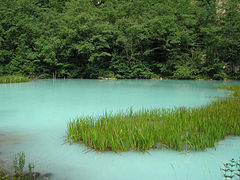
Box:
0;79;240;180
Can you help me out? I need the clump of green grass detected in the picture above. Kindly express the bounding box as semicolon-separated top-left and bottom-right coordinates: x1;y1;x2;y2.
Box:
0;152;41;180
0;75;29;84
66;85;240;153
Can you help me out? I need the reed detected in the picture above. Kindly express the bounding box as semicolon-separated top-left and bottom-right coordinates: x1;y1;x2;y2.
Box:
66;85;240;152
0;75;29;84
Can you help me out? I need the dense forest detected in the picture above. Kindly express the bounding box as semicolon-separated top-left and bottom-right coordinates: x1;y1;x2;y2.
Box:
0;0;240;79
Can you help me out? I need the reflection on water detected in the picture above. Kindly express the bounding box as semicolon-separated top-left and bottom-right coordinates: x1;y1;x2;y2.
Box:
0;79;240;180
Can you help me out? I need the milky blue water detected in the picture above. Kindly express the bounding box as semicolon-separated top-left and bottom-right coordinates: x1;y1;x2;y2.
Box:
0;79;240;180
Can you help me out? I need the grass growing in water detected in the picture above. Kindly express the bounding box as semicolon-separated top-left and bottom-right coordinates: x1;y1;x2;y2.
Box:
0;75;29;84
66;85;240;152
0;152;41;180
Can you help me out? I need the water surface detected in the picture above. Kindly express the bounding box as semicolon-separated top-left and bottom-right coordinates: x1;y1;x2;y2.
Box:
0;79;240;180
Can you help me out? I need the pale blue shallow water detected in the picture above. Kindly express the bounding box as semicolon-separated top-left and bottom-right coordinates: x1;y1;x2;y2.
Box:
0;79;240;180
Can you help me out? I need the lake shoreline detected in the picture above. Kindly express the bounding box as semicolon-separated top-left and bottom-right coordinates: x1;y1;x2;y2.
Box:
1;75;240;84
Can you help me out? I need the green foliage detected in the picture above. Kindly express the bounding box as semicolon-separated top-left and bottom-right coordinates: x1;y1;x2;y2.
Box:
67;85;240;152
0;0;239;79
0;152;40;180
173;63;199;79
0;167;9;179
220;157;240;179
0;75;29;83
13;152;26;176
28;163;35;174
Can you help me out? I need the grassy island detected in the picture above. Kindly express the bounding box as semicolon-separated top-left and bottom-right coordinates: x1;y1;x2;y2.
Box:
0;75;30;84
66;85;240;152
